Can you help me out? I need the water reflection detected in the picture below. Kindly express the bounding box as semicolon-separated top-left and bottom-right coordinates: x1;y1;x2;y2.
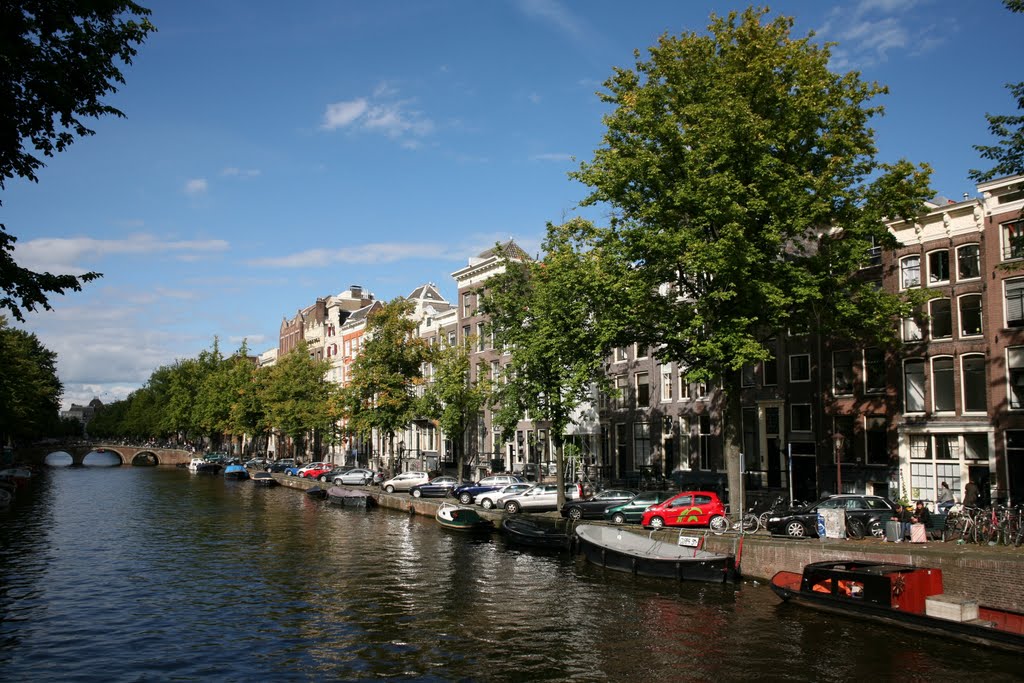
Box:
44;451;73;467
81;450;120;467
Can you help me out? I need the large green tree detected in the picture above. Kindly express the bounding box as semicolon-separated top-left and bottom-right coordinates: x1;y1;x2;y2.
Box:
480;221;613;506
1;1;155;321
970;0;1023;182
259;341;333;460
338;299;428;472
0;316;62;444
571;8;932;505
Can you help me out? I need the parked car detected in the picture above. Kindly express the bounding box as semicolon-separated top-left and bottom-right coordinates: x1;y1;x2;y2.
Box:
296;462;328;477
381;471;430;493
765;495;900;538
477;482;533;510
409;476;460;498
244;458;267;469
500;484;581;514
317;467;349;483
266;459;295;473
301;465;334;479
452;475;524;505
331;468;380;486
604;491;677;525
641;491;728;529
560;489;637;521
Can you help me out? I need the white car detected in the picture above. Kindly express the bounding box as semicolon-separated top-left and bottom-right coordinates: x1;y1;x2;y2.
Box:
381;471;429;493
499;483;581;514
477;483;533;510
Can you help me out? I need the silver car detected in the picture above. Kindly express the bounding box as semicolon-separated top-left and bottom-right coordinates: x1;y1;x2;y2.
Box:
500;484;581;514
381;471;429;493
332;468;379;486
477;482;533;510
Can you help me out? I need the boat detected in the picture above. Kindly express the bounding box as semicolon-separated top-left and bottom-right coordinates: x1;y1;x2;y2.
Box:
187;458;204;472
326;486;375;508
435;502;495;532
250;471;279;487
501;517;571;549
305;486;328;500
223;464;250;480
770;560;1024;652
195;461;222;474
574;524;739;583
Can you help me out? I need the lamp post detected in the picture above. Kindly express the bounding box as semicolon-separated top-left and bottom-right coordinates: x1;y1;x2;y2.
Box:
833;432;846;495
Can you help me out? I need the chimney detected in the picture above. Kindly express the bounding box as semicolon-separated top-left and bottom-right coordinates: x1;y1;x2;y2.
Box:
350;285;362;298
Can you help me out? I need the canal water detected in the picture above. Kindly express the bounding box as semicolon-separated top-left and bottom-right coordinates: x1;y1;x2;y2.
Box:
1;467;1019;682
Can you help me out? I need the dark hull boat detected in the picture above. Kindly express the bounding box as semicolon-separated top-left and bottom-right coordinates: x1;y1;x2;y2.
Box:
501;517;571;549
770;560;1024;652
574;524;739;583
326;486;374;508
305;486;328;500
251;471;278;487
435;503;494;532
195;463;222;474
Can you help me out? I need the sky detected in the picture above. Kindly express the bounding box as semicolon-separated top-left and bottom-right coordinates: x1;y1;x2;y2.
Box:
5;0;1023;410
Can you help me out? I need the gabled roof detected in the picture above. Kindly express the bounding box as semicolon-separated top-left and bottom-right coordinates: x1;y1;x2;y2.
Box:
476;239;529;261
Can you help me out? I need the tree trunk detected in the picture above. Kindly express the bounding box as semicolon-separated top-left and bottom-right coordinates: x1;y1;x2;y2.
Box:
722;372;744;516
553;431;566;508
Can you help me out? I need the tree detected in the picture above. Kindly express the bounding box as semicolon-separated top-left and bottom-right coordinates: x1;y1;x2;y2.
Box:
480;221;614;507
570;8;932;506
337;299;428;473
419;337;490;482
970;1;1024;183
0;316;63;445
0;1;155;320
259;342;333;460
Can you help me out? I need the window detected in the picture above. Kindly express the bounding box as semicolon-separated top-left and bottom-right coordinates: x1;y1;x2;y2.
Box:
957;243;980;280
789;354;811;382
1006;279;1024;328
964;433;989;460
462;325;470;342
762;350;778;386
696;381;708;399
833;350;854;395
791;404;812;432
698;415;713;470
741;364;755;387
1009;347;1024;410
661;367;673;402
678;417;690;466
929;299;952;339
865;416;888;465
635;373;649;408
635;344;649;359
959;294;983;337
904;359;926;412
476;323;486;351
962;355;986;413
633;423;651;467
864;348;886;394
900;255;921;289
909;434;930;459
614;347;628;363
928;250;950;284
447;331;456;347
902;312;924;342
864;236;882;267
1002;219;1024;260
678;374;690;400
462;292;473;316
931;357;954;412
615;376;628;410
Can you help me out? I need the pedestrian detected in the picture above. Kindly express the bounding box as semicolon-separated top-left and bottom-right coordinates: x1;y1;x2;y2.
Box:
963;479;980;508
936;481;955;513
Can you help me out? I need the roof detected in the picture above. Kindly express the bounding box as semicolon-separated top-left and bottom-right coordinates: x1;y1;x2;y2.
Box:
476;240;530;261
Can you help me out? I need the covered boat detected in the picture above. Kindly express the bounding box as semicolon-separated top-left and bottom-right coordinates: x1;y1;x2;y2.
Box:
501;517;571;549
574;524;739;583
223;464;249;480
435;503;494;532
305;486;328;500
326;486;374;508
251;471;278;487
770;560;1024;652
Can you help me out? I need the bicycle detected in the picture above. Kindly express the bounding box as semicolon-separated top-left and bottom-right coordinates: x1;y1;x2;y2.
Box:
755;495;807;530
711;506;759;535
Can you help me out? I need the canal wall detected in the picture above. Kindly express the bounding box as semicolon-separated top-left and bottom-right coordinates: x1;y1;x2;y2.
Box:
276;476;1024;612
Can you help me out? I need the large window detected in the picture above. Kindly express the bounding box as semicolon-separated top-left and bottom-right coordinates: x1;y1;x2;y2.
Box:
959;294;983;337
962;355;986;414
902;312;924;342
762;345;778;385
1006;279;1024;328
865;416;888;465
900;255;921;289
904;359;926;413
790;404;812;432
698;415;713;470
864;348;886;393
957;243;980;280
789;354;811;382
635;373;649;408
661;366;673;402
928;249;950;284
741;363;756;387
1002;219;1024;260
931;357;955;412
833;350;854;395
633;423;651;468
1009;347;1024;410
929;299;952;339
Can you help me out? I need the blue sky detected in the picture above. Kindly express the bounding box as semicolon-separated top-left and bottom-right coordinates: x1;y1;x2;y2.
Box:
6;0;1022;409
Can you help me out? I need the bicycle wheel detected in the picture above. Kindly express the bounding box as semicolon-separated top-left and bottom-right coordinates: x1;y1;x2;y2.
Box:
758;511;771;529
741;513;759;533
846;517;866;539
709;515;729;535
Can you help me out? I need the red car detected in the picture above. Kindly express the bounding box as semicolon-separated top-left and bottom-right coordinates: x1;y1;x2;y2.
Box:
301;465;333;479
640;490;727;529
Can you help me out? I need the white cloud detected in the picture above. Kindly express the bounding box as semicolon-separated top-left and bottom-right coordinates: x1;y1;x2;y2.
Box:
530;152;574;162
13;234;230;274
819;1;946;68
320;84;434;144
184;178;208;195
322;98;369;129
249;242;453;268
515;0;588;43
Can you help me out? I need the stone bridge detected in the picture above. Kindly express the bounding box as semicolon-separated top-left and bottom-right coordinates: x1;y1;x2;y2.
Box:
18;444;194;467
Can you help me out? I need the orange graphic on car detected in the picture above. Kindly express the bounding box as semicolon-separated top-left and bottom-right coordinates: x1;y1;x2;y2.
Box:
673;506;703;524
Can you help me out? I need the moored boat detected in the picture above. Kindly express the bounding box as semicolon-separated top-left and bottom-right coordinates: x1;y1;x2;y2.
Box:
770;560;1024;652
326;486;375;508
574;524;739;583
305;486;328;499
223;464;249;480
501;517;571;549
250;471;279;487
435;502;495;532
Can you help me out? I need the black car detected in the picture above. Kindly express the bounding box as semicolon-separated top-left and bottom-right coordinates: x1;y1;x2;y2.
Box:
409;476;461;499
266;460;296;473
765;495;900;538
560;489;637;521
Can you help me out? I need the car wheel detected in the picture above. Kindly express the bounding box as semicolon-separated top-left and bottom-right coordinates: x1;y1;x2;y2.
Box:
785;520;807;538
333;479;342;486
567;507;583;521
318;475;328;482
384;485;395;494
869;520;885;538
648;516;665;529
611;512;627;525
481;498;494;510
459;493;472;505
710;515;729;535
505;501;520;514
412;489;422;498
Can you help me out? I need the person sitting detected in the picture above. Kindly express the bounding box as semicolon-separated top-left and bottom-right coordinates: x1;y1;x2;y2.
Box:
904;500;931;541
936;481;955;513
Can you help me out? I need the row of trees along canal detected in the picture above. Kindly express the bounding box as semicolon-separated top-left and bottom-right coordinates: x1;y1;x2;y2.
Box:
6;6;1024;508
